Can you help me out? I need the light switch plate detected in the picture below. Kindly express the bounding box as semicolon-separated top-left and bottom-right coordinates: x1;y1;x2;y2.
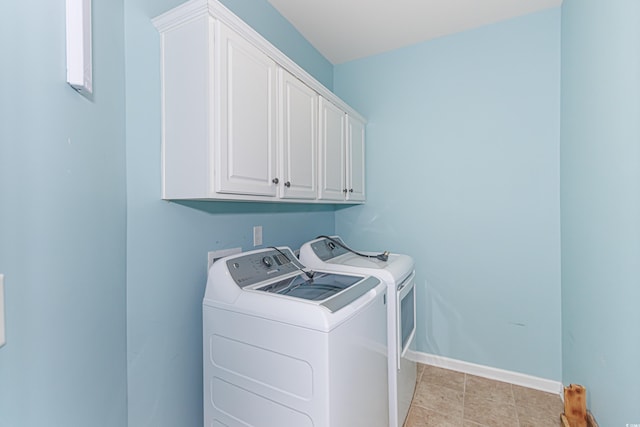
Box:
253;226;263;247
0;274;5;347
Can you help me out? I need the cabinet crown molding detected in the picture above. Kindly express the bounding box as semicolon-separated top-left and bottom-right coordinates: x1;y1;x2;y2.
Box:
152;0;365;123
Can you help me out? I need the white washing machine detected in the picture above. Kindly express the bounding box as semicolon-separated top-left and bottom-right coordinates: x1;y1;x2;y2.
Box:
300;236;417;427
203;247;389;427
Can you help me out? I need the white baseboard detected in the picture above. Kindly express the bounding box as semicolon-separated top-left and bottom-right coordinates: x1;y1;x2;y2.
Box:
406;350;564;397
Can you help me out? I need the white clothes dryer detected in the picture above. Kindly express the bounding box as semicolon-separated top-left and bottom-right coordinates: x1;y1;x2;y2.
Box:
300;236;417;427
203;246;389;427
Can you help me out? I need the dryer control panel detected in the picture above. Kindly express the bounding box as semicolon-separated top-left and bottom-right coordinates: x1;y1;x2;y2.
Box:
309;237;349;261
226;248;303;288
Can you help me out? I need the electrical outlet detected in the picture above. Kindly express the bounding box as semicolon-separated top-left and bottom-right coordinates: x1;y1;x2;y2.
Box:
1;274;5;348
253;226;263;247
207;248;242;272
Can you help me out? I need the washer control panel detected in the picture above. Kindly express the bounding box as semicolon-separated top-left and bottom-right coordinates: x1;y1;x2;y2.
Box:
226;248;302;288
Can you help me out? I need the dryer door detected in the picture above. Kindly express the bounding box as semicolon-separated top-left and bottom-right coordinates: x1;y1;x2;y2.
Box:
397;271;416;369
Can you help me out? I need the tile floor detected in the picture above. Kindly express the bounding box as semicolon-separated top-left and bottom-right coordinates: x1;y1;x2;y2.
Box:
404;363;564;427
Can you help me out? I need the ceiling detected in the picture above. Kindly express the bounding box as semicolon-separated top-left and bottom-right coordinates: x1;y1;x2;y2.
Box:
267;0;562;64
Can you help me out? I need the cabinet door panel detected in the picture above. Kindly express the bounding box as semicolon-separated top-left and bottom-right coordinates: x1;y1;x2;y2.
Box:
281;70;317;199
318;98;346;201
217;23;277;196
347;115;365;202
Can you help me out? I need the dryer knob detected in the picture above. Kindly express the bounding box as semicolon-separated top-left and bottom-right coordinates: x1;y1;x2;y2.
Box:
262;256;273;267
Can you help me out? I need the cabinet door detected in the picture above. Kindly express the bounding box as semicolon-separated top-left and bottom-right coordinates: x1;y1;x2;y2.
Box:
280;70;317;199
347;115;365;202
216;23;278;196
318;97;346;201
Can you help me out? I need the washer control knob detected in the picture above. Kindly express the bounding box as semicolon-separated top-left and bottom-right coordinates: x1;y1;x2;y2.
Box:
262;256;273;267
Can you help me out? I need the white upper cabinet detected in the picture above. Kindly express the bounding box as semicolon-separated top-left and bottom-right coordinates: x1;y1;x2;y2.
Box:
158;13;212;200
153;0;365;203
216;23;278;197
279;70;317;200
347;115;366;202
318;97;366;202
318;97;346;201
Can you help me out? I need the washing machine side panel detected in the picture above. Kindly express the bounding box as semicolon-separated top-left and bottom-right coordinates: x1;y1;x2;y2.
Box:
203;306;329;427
328;289;389;427
397;357;417;427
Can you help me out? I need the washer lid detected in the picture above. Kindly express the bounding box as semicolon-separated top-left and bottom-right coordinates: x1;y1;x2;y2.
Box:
254;272;362;301
205;247;383;315
251;272;381;313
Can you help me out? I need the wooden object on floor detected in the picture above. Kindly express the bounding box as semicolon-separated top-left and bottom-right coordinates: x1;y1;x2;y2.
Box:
564;384;587;427
561;411;598;427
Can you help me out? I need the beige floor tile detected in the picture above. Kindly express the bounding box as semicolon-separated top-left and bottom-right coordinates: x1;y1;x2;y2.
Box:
409;365;565;427
420;364;466;392
512;385;564;414
412;381;464;418
463;392;519;427
516;403;563;427
417;363;427;382
464;375;515;405
404;405;463;427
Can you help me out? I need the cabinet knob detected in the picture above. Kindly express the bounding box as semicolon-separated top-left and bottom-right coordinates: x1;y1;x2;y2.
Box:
343;189;348;193
284;181;291;188
272;178;279;184
349;188;353;193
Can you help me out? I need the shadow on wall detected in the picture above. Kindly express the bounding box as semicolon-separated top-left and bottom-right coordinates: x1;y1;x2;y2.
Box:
174;200;337;215
419;278;464;356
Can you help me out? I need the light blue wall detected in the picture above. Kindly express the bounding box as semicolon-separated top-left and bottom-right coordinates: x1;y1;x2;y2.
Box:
334;9;562;380
561;1;640;424
124;1;335;425
10;1;639;425
0;0;128;426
